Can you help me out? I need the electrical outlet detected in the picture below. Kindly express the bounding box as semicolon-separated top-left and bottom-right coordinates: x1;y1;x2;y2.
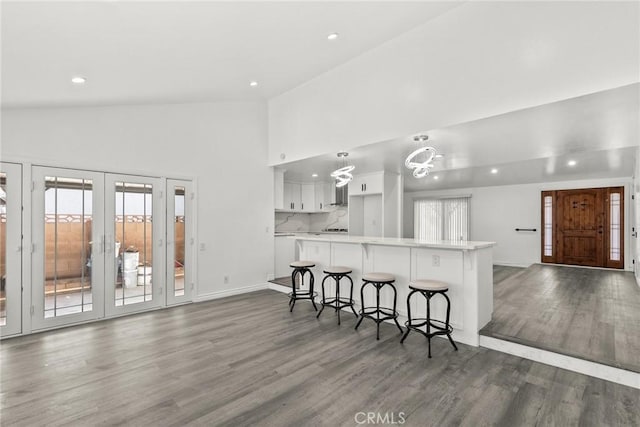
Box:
432;255;440;267
199;243;206;251
223;275;229;284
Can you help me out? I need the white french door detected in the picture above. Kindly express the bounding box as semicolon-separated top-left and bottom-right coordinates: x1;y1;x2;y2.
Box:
166;179;194;305
1;162;23;337
104;174;164;316
30;167;191;332
31;167;105;330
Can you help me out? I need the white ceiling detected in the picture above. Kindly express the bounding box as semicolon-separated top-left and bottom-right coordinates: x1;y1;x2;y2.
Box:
0;1;460;108
278;84;639;191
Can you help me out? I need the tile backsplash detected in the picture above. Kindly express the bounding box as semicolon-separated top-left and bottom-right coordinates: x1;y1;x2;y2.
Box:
275;206;348;233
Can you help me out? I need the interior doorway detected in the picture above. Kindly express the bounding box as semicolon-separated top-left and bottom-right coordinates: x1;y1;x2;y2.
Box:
541;187;623;269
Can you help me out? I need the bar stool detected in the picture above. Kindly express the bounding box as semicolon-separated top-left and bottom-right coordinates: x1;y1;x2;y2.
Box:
400;279;458;358
316;266;358;324
288;261;317;312
355;272;403;340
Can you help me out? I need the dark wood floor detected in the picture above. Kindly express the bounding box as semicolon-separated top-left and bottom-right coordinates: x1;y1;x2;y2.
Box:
2;289;638;426
482;264;640;373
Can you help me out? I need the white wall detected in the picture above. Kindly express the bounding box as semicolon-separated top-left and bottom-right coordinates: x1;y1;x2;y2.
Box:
1;101;274;298
268;1;639;165
404;178;633;269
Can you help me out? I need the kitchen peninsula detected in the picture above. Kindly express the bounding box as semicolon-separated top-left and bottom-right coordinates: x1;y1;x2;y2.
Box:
291;235;496;346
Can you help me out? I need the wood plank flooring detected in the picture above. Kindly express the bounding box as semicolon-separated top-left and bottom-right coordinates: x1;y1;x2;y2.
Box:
2;289;638;426
482;264;640;373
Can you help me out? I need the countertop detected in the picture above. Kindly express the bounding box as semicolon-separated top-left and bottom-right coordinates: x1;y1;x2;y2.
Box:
289;234;496;250
274;231;348;237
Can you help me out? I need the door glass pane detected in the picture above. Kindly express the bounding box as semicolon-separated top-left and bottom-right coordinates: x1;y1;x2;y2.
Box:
44;177;93;318
610;193;621;261
114;182;153;306
0;173;7;325
543;195;553;257
174;186;185;297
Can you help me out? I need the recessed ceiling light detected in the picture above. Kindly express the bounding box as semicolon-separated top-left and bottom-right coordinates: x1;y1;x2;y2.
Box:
433;175;439;180
567;160;577;166
71;76;86;84
311;173;318;178
249;81;258;87
327;33;339;41
491;168;498;174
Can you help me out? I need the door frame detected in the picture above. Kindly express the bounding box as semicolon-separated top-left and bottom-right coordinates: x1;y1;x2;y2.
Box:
166;179;194;305
104;173;165;317
31;166;106;331
0;162;23;337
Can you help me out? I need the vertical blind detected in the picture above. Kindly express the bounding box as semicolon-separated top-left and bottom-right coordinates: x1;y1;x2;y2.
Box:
414;197;470;241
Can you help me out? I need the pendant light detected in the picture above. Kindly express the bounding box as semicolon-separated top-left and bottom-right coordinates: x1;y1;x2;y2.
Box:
330;152;354;187
405;135;438;178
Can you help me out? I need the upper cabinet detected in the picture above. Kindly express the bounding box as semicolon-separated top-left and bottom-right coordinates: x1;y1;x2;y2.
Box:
276;175;329;212
348;171;402;238
314;182;334;211
349;172;384;196
300;183;315;212
274;169;285;210
283;182;301;211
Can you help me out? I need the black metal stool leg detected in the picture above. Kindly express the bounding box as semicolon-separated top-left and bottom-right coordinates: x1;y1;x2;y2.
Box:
355;281;367;330
375;284;381;340
335;275;341;325
391;284;403;334
400;290;414;344
443;292;458;351
316;275;329;318
348;275;358;317
309;272;317;311
427;293;432;358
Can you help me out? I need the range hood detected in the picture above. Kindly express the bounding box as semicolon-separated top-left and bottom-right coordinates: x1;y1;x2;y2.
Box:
332;184;348;206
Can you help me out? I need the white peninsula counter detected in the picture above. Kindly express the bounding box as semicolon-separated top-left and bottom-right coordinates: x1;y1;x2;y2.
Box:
291;235;496;346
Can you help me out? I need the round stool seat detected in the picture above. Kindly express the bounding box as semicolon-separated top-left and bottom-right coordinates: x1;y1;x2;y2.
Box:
410;279;449;291
362;272;395;282
323;266;352;275
290;260;315;268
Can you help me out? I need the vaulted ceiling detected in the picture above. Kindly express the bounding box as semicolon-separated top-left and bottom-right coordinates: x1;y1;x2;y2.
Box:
1;1;459;107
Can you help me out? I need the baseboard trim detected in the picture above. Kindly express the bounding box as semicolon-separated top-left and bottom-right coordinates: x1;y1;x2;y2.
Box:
480;335;639;389
493;262;531;268
267;283;293;294
194;283;268;302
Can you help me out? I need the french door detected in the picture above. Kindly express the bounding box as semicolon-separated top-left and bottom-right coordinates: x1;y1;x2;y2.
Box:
31;167;191;331
32;167;105;330
166;179;194;305
104;174;164;316
0;162;23;337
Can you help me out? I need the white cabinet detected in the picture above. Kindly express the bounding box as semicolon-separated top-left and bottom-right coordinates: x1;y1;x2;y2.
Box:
348;171;402;237
283;182;301;211
350;172;384;196
314;182;333;211
300;183;315;212
275;175;332;212
274;170;284;210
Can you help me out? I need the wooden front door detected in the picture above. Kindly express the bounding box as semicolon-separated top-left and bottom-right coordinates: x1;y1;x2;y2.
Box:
557;188;604;267
541;187;624;269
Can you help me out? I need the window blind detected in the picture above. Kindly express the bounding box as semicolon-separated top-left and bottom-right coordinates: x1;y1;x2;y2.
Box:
414;197;470;241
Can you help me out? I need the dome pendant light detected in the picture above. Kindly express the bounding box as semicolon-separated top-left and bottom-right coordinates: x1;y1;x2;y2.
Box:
330;152;354;187
405;135;438;178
